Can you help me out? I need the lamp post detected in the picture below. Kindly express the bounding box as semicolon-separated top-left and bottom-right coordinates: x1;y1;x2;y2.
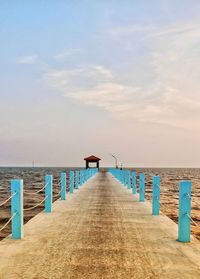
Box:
110;154;118;169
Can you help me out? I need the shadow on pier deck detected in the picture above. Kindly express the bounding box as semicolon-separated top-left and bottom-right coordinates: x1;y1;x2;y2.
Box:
0;170;200;278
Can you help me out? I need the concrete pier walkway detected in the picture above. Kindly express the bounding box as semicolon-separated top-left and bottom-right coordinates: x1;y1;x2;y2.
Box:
0;171;200;279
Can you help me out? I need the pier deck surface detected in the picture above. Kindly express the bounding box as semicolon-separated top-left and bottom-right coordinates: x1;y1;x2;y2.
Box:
0;171;200;279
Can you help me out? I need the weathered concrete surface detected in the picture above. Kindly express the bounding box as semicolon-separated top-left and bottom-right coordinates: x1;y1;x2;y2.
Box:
0;171;200;279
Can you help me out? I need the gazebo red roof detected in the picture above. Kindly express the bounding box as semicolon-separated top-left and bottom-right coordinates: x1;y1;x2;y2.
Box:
84;155;101;161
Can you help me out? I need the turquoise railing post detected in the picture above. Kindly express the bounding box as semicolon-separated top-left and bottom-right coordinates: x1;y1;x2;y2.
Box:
124;170;126;186
120;170;123;183
45;175;52;213
152;176;160;215
139;173;145;202
127;171;131;189
123;170;126;186
61;172;66;200
81;170;84;185
11;179;23;240
178;181;191;242
82;170;85;185
78;170;80;187
80;170;82;186
84;170;86;183
132;171;137;194
86;169;87;182
75;170;79;190
123;170;125;186
70;171;74;193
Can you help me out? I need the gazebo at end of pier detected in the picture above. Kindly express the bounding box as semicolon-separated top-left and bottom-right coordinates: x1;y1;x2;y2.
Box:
84;155;101;169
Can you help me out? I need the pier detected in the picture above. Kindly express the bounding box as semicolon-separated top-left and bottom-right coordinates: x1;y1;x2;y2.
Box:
0;170;200;278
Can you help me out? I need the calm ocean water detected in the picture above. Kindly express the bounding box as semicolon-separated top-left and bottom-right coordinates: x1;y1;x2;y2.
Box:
0;167;72;191
0;166;200;193
1;166;200;194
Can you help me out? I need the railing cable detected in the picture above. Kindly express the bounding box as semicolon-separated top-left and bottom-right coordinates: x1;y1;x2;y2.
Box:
53;189;62;198
0;192;17;207
24;182;49;195
186;213;200;228
24;196;48;211
0;212;17;233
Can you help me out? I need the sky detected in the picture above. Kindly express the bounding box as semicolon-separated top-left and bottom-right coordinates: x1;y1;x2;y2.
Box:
1;0;200;167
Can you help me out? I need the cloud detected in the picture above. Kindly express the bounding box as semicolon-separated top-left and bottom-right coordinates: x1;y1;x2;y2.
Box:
44;21;200;129
67;82;135;112
106;24;156;37
18;55;38;64
53;48;82;60
45;65;137;116
45;65;114;90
